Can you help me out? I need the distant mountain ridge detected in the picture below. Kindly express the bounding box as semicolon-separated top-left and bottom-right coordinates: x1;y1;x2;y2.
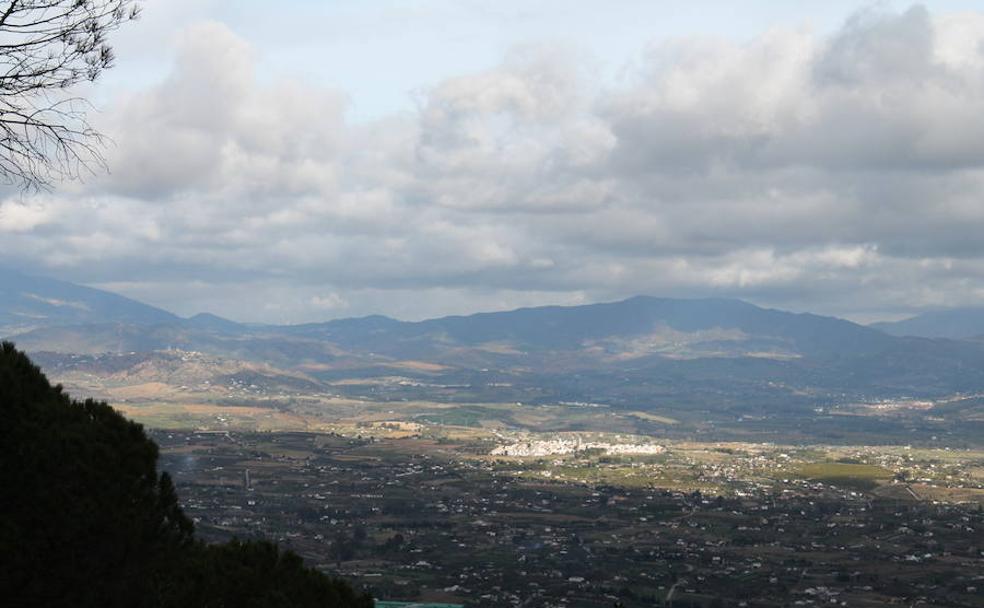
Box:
871;308;984;339
8;269;984;405
184;312;246;333
0;268;956;364
0;269;896;353
291;295;894;359
0;267;179;333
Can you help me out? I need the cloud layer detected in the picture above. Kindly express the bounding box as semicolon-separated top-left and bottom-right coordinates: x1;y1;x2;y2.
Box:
4;6;984;323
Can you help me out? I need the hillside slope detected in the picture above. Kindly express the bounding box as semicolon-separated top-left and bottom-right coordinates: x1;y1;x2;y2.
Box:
0;342;371;608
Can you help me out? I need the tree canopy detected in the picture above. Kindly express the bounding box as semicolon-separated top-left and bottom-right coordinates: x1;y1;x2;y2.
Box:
0;341;373;608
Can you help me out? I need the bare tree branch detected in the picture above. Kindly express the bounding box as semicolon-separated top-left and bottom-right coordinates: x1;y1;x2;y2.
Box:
0;0;140;190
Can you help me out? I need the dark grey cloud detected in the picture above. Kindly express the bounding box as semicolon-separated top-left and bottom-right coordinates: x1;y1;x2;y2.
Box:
4;7;984;323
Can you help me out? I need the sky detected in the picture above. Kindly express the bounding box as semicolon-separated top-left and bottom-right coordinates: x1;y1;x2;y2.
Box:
3;0;984;323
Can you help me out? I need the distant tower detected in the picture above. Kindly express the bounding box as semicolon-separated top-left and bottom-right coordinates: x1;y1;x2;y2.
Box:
243;468;252;491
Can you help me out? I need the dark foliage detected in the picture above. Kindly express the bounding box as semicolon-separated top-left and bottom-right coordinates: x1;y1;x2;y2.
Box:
171;539;373;608
0;341;372;608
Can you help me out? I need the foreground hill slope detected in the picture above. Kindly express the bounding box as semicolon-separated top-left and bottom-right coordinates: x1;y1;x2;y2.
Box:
0;342;371;608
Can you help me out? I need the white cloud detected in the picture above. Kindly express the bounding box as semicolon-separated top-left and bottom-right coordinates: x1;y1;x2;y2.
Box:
8;5;984;323
0;200;53;233
310;293;348;311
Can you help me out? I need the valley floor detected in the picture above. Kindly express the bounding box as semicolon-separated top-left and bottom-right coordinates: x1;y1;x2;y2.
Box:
156;431;984;608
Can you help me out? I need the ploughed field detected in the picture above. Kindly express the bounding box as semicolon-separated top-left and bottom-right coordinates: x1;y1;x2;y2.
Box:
155;431;984;608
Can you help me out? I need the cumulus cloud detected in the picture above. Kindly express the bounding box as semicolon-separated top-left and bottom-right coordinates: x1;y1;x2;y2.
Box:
0;200;54;233
5;6;984;322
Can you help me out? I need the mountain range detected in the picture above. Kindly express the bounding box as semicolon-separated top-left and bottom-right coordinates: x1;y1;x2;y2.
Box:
5;268;984;417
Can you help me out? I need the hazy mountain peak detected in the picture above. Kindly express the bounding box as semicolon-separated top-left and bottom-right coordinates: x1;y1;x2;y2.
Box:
0;268;178;334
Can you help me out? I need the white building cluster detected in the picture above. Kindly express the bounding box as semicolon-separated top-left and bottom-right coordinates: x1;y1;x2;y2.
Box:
491;437;665;457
